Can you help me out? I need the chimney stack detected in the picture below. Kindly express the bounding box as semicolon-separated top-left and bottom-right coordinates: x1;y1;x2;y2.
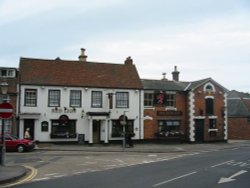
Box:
124;56;133;65
172;66;180;81
78;48;87;62
162;72;167;80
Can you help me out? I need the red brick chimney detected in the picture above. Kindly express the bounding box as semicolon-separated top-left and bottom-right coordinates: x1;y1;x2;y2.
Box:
124;56;133;65
172;66;179;81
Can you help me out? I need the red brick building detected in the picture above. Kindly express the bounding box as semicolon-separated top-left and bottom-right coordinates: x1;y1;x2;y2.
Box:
0;67;18;135
228;90;250;139
143;67;228;142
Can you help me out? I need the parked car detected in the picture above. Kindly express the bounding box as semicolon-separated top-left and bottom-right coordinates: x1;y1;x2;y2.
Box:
0;134;35;152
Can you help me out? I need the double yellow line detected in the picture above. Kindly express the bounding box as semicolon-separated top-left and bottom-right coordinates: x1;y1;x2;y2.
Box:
1;166;37;188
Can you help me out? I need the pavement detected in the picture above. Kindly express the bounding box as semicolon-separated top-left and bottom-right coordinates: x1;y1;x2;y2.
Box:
1;139;250;186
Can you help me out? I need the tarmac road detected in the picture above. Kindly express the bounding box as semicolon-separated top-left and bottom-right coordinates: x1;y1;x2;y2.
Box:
2;140;250;187
7;145;250;188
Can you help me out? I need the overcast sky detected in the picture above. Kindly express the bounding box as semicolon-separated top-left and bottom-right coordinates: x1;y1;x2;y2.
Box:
0;0;250;92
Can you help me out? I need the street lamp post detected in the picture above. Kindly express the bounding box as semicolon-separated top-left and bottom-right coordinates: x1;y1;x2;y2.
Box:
0;81;8;166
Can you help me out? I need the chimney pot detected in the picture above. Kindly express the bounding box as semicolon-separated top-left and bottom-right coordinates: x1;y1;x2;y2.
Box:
162;72;167;80
79;48;87;62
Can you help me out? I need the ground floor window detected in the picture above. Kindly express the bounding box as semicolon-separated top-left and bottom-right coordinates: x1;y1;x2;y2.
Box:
111;120;134;137
156;120;181;137
51;120;76;138
0;119;12;134
209;119;217;129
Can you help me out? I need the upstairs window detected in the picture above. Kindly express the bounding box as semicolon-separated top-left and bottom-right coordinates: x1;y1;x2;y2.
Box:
70;90;81;107
48;90;60;107
0;69;15;77
206;98;214;115
116;92;129;108
204;83;215;95
91;91;102;108
144;92;154;107
24;89;37;107
166;92;176;107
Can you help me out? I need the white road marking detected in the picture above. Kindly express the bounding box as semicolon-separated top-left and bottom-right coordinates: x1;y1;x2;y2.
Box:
32;177;50;182
211;160;234;168
115;159;126;163
53;174;67;178
153;171;198;187
148;154;158;157
45;173;59;176
73;171;87;175
218;170;248;184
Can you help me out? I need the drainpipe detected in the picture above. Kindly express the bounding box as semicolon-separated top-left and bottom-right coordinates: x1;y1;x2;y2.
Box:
139;89;142;140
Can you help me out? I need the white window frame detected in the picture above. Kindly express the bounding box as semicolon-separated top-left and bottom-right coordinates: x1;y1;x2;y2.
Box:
91;91;102;108
48;90;60;107
24;89;37;107
116;92;129;108
70;90;81;107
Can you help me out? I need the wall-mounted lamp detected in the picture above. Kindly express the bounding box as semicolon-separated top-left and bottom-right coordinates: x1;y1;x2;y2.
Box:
85;88;88;91
81;110;85;118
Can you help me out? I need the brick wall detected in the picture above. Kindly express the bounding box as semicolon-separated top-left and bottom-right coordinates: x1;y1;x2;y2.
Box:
228;117;250;139
144;92;187;139
193;85;226;141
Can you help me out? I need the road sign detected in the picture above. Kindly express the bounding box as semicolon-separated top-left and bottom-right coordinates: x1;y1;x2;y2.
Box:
0;102;14;119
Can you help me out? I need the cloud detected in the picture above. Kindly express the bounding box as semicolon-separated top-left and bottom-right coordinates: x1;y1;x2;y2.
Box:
0;0;125;25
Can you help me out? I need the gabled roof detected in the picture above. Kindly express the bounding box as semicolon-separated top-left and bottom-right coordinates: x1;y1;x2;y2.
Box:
19;57;143;89
227;90;250;117
185;77;228;92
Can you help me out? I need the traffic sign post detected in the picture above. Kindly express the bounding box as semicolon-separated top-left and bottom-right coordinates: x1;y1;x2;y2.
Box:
0;102;13;166
0;102;14;119
119;113;128;150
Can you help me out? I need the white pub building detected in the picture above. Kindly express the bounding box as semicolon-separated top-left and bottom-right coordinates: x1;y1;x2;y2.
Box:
18;49;144;144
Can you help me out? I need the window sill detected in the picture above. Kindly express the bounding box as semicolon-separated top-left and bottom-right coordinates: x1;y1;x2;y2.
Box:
51;133;77;139
208;129;218;132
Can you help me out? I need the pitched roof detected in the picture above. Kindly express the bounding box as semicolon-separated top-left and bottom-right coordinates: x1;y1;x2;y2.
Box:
227;90;250;117
19;57;143;89
185;77;228;92
228;90;250;99
142;77;228;92
141;79;188;91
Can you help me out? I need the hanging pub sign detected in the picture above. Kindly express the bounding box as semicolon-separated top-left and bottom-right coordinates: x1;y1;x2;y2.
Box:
119;115;128;126
154;91;166;106
59;114;69;124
